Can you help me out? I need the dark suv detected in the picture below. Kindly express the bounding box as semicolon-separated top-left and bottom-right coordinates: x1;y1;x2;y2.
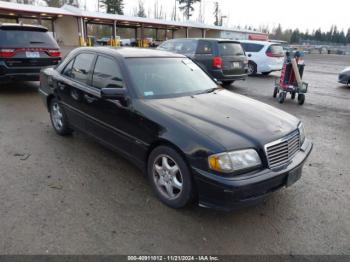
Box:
0;23;61;81
158;38;248;86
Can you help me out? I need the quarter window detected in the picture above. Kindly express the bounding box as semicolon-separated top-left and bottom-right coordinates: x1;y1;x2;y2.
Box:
92;56;124;89
71;53;95;84
62;58;75;77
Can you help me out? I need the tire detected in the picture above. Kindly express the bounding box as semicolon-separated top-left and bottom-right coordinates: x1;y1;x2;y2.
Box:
221;80;234;87
262;72;271;76
278;92;286;103
291;92;296;100
247;61;257;76
49;98;73;136
298;94;305;105
273;86;278;98
147;145;194;208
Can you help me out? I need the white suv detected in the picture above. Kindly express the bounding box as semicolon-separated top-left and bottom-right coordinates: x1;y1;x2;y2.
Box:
239;40;284;75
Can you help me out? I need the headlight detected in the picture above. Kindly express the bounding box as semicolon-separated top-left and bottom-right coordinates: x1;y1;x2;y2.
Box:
298;122;305;145
208;149;261;173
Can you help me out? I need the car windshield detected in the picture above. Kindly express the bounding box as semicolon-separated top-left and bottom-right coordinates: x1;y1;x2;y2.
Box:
125;58;217;99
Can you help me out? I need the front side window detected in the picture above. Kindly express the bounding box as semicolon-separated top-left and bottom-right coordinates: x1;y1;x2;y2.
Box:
125;58;217;99
158;40;175;51
196;41;213;54
92;56;124;89
71;53;95;85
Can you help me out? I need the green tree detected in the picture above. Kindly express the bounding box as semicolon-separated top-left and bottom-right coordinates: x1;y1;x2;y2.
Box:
135;0;146;17
178;0;201;20
100;0;124;15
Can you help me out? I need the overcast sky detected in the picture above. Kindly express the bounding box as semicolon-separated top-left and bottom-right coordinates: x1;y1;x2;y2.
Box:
86;0;349;33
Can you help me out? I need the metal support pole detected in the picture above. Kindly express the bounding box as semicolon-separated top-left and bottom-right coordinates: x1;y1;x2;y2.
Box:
202;29;206;38
164;26;168;40
186;27;189;38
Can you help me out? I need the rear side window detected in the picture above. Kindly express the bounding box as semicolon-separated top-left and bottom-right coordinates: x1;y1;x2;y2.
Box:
196;41;213;54
173;40;197;54
219;42;244;56
71;53;95;85
0;29;58;48
267;44;284;57
92;56;124;89
241;43;264;52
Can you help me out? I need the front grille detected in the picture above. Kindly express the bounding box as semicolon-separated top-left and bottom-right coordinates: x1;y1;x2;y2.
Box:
265;130;300;169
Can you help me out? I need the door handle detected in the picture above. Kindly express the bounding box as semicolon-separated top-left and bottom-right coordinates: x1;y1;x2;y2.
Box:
57;82;66;89
84;94;98;103
248;54;252;57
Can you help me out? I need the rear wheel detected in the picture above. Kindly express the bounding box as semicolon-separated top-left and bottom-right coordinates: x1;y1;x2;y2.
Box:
148;146;194;208
298;94;305;105
247;61;257;76
262;72;271;76
278;92;286;103
49;98;73;136
222;80;234;87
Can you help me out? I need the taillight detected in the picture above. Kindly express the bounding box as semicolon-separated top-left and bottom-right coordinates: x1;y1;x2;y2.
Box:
47;50;61;57
0;49;16;58
212;56;222;69
266;51;283;58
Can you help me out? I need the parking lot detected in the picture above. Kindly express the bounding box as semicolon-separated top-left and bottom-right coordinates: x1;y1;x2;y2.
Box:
0;54;349;255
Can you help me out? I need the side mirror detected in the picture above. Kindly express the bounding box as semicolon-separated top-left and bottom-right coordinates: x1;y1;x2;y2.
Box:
100;88;126;99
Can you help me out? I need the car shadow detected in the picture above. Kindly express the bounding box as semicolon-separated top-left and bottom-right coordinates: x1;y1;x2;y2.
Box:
0;81;39;94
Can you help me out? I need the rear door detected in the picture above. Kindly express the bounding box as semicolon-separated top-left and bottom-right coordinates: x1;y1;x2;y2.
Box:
218;41;246;76
55;52;96;130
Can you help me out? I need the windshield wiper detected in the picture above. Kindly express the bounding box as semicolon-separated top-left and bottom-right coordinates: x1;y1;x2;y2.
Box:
197;86;222;94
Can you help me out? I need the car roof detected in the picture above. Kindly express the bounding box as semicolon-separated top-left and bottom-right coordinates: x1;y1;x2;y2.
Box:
0;23;48;32
165;38;240;43
238;40;271;45
74;47;186;58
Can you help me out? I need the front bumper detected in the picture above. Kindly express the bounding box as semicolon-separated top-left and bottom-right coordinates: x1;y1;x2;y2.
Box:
192;139;313;211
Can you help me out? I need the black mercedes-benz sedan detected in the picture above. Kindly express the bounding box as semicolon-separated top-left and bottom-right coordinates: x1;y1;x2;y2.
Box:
39;47;313;211
338;66;350;86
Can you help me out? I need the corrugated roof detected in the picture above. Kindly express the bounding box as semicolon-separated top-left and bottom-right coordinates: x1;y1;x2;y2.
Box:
0;0;265;34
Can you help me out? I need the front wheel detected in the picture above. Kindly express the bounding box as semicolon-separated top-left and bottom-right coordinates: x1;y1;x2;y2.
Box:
49;98;73;136
148;146;194;208
298;94;305;105
273;86;278;98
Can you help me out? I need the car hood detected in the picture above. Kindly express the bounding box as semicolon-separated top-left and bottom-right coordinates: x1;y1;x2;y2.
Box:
143;90;300;150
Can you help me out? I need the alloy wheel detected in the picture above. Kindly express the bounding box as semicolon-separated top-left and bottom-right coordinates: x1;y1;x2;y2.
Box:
152;154;183;200
51;102;63;131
